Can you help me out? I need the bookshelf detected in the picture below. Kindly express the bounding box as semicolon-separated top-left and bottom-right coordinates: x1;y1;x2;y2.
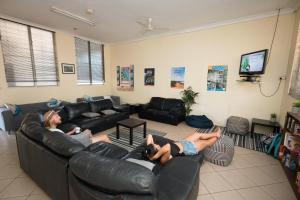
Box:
282;112;300;199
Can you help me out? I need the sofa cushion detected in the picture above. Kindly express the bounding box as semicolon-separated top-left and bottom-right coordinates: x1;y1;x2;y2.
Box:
64;103;90;121
43;131;85;158
149;97;165;110
90;99;113;113
20;113;45;143
163;98;184;111
81;112;101;118
70;152;156;195
101;109;118;115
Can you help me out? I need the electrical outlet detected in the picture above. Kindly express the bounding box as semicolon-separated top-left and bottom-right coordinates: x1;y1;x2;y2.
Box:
279;76;287;80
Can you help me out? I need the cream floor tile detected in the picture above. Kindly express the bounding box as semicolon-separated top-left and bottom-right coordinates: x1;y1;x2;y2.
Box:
230;154;257;169
218;170;256;189
234;146;254;155
0;197;27;200
261;182;297;200
0;179;13;193
200;172;233;193
197;194;214;200
238;187;274;200
199;181;209;195
0;177;35;198
237;167;277;186
0;165;22;180
258;164;287;182
211;190;244;200
200;162;215;174
26;194;51;200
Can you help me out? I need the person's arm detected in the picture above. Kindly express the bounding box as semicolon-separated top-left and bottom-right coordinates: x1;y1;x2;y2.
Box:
66;128;76;135
147;134;154;145
149;143;171;161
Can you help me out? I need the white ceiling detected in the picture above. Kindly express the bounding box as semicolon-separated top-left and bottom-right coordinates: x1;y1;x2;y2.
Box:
0;0;299;43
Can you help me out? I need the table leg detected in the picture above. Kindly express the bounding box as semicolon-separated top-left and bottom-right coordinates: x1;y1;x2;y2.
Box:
116;124;120;139
130;128;133;145
143;123;147;138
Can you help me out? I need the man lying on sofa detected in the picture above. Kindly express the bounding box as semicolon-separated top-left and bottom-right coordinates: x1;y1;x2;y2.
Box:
43;110;111;147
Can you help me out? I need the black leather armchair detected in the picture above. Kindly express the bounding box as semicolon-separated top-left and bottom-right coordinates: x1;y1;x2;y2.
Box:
139;97;186;125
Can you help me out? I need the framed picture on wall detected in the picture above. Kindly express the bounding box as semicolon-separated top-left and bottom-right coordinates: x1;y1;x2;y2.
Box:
62;63;75;74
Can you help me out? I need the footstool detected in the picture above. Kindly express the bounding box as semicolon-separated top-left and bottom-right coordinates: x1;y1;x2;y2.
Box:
203;134;234;166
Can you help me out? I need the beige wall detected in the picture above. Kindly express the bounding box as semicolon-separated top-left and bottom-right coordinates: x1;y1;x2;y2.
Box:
279;9;300;125
0;31;112;105
110;14;295;125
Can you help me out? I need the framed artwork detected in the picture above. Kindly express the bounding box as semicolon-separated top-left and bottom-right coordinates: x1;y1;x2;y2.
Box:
116;65;134;91
61;63;75;74
207;65;228;91
171;67;185;89
144;68;155;86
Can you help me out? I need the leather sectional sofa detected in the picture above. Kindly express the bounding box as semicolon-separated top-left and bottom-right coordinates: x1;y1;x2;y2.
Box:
139;97;186;125
16;113;204;200
58;99;129;134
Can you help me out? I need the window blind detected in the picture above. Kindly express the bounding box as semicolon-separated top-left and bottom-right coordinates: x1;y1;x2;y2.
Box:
0;19;58;87
75;37;104;85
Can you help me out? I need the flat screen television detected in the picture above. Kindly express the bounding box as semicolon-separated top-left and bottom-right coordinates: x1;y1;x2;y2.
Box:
239;49;268;75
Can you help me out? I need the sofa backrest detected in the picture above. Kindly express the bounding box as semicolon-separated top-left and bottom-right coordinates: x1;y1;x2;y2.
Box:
149;97;165;110
163;98;184;111
70;151;156;195
90;99;113;113
64;102;90;121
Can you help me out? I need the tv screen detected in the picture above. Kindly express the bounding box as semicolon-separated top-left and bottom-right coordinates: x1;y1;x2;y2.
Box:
239;49;268;75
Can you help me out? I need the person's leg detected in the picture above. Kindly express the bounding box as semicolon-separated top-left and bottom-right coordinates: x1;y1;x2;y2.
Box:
160;149;172;165
92;134;112;143
150;143;170;161
184;128;221;142
193;137;217;152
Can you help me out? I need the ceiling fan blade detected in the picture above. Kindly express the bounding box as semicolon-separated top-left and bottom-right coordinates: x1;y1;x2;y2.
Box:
136;21;147;27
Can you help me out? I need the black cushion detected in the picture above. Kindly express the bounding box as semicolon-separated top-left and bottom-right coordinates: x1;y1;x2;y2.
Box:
20;113;45;142
70;152;156;195
163;98;184;111
64;102;90;120
43;131;85;158
149;97;165;110
90;99;113;113
85;142;129;159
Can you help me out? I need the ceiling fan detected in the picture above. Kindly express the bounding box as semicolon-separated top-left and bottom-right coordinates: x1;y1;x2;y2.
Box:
136;17;169;34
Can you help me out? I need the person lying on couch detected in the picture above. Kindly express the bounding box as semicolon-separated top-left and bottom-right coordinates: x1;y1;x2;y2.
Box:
144;128;221;164
43;110;111;147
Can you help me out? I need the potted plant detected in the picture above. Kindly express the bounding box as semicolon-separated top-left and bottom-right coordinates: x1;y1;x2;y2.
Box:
270;113;277;122
292;101;300;113
180;86;199;116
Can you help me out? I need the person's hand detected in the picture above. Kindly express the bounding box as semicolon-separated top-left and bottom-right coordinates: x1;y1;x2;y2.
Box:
67;128;76;135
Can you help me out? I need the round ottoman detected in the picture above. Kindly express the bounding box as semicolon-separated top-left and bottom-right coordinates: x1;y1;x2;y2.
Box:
204;134;234;166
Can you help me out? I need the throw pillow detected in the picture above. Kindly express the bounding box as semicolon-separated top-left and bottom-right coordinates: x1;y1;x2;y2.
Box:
81;112;101;118
126;158;155;171
101;109;118;115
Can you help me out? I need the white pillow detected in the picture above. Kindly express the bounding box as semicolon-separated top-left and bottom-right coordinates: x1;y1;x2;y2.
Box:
101;109;118;115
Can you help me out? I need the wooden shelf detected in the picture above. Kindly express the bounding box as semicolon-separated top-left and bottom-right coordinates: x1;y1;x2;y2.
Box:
280;162;300;200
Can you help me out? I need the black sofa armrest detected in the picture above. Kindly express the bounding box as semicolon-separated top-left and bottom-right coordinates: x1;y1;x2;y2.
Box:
113;105;130;113
140;103;150;111
157;157;200;200
43;131;85;158
84;141;128;159
70;151;156;195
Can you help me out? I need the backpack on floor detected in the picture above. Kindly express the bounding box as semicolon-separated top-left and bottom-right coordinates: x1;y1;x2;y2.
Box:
266;133;282;158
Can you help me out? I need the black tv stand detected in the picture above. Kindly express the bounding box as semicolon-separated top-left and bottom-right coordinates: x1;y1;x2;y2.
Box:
238;75;261;82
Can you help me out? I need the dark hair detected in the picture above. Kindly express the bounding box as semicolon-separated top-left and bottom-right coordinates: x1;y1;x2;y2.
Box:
142;144;158;158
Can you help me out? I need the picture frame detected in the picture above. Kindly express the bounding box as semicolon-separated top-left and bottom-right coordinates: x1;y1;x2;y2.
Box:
61;63;75;74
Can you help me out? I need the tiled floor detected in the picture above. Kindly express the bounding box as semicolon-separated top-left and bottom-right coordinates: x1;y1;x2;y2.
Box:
0;117;297;200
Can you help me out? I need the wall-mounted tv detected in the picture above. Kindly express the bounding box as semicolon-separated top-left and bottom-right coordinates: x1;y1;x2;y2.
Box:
239;49;268;75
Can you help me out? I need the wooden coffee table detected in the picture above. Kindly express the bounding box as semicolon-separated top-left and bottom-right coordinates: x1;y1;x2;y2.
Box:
116;118;147;145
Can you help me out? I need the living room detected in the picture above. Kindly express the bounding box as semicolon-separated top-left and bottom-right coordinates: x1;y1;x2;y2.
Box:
0;0;300;200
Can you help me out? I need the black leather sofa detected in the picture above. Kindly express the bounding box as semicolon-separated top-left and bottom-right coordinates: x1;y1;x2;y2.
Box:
16;113;204;200
139;97;186;125
58;99;129;134
16;113;129;200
